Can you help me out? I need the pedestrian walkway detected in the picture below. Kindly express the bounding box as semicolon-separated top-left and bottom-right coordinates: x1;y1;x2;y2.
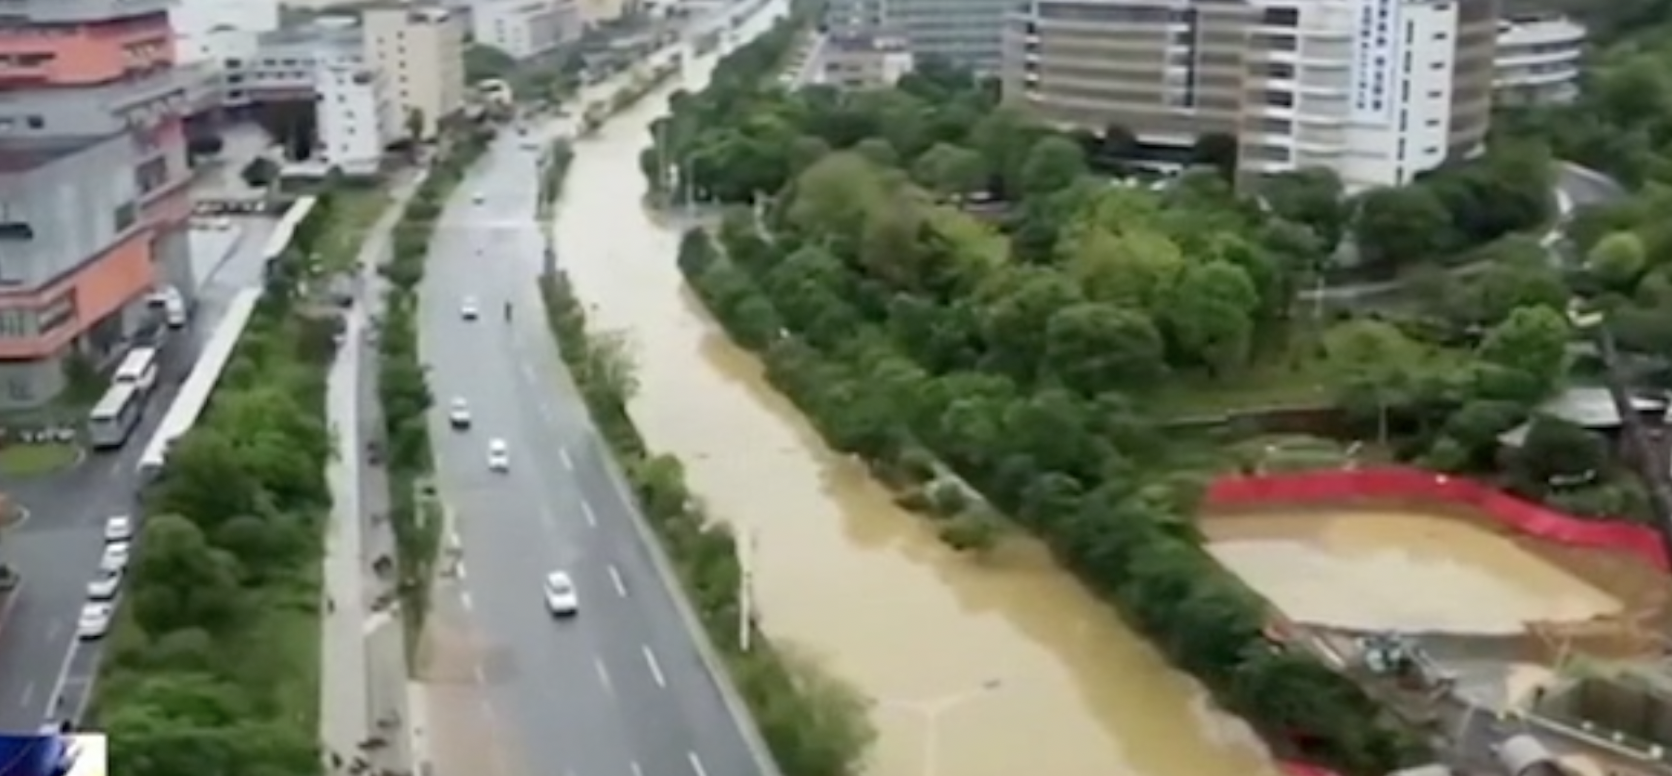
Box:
320;182;420;776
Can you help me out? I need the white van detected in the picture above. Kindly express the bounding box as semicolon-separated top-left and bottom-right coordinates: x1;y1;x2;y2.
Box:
148;287;187;328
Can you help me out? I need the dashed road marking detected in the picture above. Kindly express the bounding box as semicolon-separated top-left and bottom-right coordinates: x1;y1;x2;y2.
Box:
608;565;627;597
582;500;597;527
461;592;474;611
642;646;666;688
18;681;33;710
473;665;487;684
559;447;574;471
631;762;644;776
595;657;614;693
688;752;708;776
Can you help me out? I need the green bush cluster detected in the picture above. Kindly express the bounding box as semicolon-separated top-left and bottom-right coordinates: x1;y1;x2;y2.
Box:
536;273;873;776
377;125;493;646
92;190;355;776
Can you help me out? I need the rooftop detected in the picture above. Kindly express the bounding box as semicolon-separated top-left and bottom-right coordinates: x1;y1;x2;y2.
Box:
1498;386;1670;447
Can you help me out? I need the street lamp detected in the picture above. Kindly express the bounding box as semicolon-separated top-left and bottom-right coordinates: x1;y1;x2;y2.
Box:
739;526;759;652
875;679;1004;776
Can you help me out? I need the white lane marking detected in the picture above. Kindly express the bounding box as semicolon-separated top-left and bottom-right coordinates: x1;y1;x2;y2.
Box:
582;500;597;527
688;752;709;776
631;762;644;776
642;646;666;688
456;563;468;581
559;447;574;470
608;565;627;597
594;657;614;694
473;665;487;684
18;681;33;709
461;592;474;611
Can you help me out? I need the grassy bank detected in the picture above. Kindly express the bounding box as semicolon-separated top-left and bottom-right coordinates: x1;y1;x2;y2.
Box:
91;190;362;776
379;124;493;654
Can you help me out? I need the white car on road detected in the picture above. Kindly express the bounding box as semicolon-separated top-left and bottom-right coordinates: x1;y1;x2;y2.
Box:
77;603;114;640
544;571;579;616
448;397;472;429
488;438;510;472
100;542;131;572
461;296;479;320
103;514;134;542
472;191;485;205
87;568;122;601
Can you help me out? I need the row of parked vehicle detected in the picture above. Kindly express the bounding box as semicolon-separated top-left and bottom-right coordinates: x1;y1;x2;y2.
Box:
76;516;134;640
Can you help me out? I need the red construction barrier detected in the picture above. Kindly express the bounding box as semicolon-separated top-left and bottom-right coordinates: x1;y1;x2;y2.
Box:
1205;467;1670;572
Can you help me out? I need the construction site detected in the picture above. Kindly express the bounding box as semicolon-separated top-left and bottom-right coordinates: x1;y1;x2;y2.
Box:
1200;468;1672;776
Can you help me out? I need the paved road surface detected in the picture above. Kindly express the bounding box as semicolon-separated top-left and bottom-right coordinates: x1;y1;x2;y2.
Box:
416;71;776;776
0;213;278;730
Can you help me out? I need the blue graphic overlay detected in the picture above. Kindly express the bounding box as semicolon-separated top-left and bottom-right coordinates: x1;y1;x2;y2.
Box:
0;733;77;776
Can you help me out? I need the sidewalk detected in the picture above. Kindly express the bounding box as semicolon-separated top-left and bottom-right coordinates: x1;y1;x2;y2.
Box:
320;181;419;776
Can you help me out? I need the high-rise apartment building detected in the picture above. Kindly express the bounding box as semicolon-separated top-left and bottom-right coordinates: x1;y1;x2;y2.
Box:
362;5;466;140
1493;14;1582;105
1000;0;1498;190
0;0;195;406
313;62;400;176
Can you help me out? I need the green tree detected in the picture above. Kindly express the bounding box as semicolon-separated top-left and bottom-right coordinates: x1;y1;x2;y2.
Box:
1587;230;1648;291
1476;306;1572;400
1261;167;1347;249
1018;135;1088;200
910;142;988;197
1321;319;1424;441
1353;185;1454;269
1042;302;1166;394
1514;415;1606;487
1160;261;1259;373
128;514;245;637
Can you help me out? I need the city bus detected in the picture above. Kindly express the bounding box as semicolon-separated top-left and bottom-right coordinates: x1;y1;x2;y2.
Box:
88;383;144;450
112;347;159;394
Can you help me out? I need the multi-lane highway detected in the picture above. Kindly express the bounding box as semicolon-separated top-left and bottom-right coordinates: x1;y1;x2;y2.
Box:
415;49;776;776
0;216;276;730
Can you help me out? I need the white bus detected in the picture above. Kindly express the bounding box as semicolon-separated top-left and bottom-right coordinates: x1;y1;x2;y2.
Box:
88;383;144;450
112;347;159;394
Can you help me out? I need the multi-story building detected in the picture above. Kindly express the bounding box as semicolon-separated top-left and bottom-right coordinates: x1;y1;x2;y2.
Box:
171;0;280;65
471;0;582;60
362;5;467;140
1000;0;1498;191
816;34;918;88
824;0;1013;72
225;20;365;107
311;62;400;176
0;0;196;407
1493;14;1582;105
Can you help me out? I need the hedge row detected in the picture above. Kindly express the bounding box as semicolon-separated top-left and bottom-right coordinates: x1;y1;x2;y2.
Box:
378;124;494;649
578;61;682;135
94;190;356;776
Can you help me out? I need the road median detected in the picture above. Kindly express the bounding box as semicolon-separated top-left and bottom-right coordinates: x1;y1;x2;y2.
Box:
377;124;494;656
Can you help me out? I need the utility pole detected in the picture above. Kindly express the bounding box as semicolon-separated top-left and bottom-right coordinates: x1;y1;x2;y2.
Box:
739;527;758;652
1571;307;1672;563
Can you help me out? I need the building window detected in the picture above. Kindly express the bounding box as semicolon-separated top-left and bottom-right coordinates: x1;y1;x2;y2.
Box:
37;293;74;334
0;309;34;338
24;116;42;129
1261;7;1298;26
113;202;137;231
5;377;31;403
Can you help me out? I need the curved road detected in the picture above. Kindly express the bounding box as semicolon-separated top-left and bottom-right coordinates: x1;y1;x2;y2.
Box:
415;46;775;776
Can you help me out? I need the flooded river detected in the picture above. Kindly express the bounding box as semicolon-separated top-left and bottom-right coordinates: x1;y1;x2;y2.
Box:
547;11;1284;776
1204;510;1623;633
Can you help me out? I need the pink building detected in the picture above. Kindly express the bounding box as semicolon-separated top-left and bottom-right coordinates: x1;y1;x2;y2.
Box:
0;1;195;406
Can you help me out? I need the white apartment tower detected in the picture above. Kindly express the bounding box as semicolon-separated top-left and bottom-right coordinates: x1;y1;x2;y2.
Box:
315;63;399;176
362;4;467;140
1001;0;1498;191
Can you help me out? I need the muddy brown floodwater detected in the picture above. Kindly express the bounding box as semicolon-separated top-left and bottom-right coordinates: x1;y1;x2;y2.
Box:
1204;510;1623;633
545;10;1284;776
